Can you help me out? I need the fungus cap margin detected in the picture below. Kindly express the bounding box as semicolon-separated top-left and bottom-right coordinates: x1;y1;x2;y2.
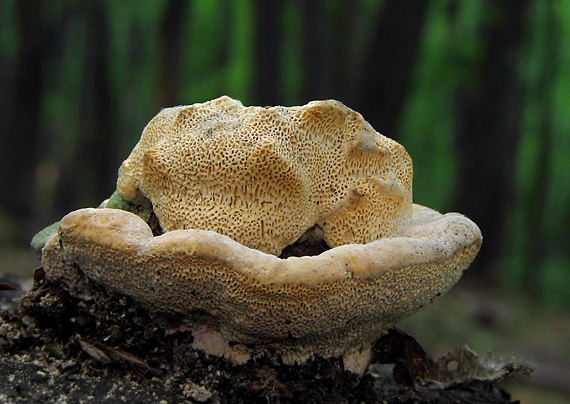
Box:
42;205;482;374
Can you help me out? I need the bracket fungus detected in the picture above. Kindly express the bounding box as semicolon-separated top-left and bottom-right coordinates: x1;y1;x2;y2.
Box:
39;96;482;375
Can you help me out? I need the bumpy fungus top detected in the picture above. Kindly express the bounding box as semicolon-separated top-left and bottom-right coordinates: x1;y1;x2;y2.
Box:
41;97;482;375
117;96;413;255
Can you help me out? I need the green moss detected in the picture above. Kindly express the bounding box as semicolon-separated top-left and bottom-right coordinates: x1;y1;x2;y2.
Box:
105;191;152;222
30;221;60;256
31;191;154;255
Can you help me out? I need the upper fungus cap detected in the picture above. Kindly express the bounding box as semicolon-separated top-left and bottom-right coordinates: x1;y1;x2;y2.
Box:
116;96;413;255
40;96;482;374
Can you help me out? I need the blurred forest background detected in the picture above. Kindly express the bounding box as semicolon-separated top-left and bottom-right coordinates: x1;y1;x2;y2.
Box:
1;1;570;306
1;0;570;401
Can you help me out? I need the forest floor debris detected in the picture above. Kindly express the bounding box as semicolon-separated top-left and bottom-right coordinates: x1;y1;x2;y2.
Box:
0;272;531;403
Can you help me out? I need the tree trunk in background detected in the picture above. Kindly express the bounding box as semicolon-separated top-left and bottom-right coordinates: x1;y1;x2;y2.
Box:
2;0;44;227
86;1;118;201
159;0;188;107
253;0;283;105
453;0;529;277
300;0;336;101
352;0;429;138
521;1;558;294
55;1;117;210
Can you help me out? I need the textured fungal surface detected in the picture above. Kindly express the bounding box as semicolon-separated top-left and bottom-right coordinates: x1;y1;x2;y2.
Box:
39;97;482;374
117;96;413;255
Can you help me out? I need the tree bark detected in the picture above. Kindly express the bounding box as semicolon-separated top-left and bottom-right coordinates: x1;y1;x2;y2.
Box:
453;0;530;277
352;0;429;139
55;0;117;210
2;0;45;221
299;0;336;101
253;0;283;105
159;0;188;107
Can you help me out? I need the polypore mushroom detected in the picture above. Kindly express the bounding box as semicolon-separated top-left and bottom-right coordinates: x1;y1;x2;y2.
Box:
40;96;482;375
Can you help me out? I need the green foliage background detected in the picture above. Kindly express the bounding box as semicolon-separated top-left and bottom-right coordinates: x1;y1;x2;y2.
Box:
1;0;569;308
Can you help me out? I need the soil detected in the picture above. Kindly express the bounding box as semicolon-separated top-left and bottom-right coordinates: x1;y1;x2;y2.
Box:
0;272;527;404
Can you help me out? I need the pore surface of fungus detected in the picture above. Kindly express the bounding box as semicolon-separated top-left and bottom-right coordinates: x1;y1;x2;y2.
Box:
116;96;413;255
40;96;482;374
